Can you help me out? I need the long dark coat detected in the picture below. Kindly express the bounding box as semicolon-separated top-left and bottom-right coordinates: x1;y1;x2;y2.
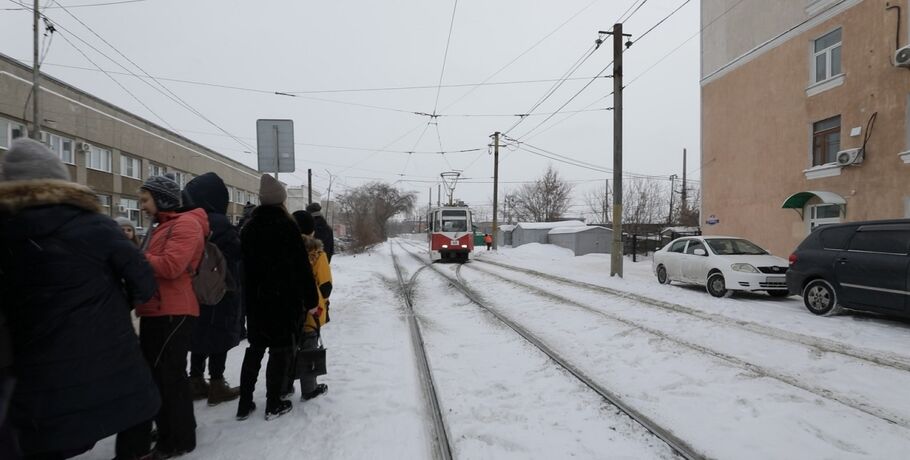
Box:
0;179;160;455
183;173;243;355
313;215;335;261
240;205;319;348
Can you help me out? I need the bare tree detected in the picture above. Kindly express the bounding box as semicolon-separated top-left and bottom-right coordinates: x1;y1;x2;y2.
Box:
622;179;670;234
512;165;573;222
337;182;416;250
584;182;610;224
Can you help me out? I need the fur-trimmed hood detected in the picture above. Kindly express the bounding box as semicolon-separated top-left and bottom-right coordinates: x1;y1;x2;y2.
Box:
0;179;101;216
302;233;324;253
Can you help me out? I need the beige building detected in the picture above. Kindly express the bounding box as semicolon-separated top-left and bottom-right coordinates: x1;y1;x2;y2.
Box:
0;53;263;230
701;0;910;256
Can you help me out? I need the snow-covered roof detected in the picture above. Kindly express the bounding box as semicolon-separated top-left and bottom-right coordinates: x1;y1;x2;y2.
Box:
499;224;516;232
549;226;608;235
661;226;700;234
516;220;586;230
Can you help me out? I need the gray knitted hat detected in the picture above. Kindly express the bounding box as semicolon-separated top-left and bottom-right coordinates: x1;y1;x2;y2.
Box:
114;216;135;230
259;174;286;206
0;138;71;182
140;175;181;211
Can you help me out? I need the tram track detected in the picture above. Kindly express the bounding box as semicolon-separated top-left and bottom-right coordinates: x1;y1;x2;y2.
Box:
461;261;910;430
394;242;703;460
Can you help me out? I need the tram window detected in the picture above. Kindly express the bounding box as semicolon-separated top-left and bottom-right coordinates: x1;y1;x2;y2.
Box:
442;219;467;232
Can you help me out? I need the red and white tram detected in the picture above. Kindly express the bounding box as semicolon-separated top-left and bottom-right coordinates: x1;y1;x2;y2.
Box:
427;205;474;262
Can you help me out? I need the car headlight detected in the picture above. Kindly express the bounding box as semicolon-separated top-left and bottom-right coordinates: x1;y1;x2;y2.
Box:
731;263;759;273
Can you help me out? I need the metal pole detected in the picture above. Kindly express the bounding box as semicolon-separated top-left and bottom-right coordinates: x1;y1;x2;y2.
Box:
437;184;441;207
273;126;279;179
30;0;41;140
324;169;334;224
307;168;312;205
610;23;625;277
681;148;688;221
492;132;500;250
668;174;676;225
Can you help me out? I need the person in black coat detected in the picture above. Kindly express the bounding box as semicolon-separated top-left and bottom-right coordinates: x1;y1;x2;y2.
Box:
306;202;335;262
182;172;243;406
236;175;319;421
0;139;160;459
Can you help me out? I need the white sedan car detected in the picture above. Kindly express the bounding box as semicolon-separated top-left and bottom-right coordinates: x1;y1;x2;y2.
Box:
652;236;790;298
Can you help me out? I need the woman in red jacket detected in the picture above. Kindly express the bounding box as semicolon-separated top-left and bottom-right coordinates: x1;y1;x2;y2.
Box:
134;174;208;458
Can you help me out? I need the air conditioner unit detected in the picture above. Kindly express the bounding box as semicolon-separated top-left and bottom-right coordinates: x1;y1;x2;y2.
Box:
77;142;92;153
836;148;864;166
117;204;127;213
895;45;910;67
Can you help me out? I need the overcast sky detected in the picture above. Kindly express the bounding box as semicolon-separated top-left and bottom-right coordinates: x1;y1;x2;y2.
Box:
0;0;701;217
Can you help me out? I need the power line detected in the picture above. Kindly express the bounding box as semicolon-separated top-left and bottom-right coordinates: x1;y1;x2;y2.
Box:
618;0;648;23
631;0;692;46
1;0;144;9
432;0;459;116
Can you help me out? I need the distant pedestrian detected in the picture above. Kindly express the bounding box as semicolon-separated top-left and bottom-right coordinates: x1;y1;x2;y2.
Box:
135;174;208;458
182;173;243;407
0;138;160;459
237;175;319;421
306;202;335;263
116;216;140;246
289;210;332;401
483;233;493;250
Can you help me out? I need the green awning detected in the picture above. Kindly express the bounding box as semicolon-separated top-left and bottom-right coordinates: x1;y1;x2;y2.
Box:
781;191;846;209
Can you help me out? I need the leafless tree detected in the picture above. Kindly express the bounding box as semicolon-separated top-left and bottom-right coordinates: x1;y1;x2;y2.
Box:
584;182;610;224
622;178;670;234
337;182;416;250
511;165;573;222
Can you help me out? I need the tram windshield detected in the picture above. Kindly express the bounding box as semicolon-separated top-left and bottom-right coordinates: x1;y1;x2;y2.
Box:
441;210;468;232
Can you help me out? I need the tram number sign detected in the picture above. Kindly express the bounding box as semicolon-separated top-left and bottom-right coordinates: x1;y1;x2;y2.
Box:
451;239;460;246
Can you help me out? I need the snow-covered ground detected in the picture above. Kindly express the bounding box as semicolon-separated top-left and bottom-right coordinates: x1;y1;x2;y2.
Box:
76;238;910;459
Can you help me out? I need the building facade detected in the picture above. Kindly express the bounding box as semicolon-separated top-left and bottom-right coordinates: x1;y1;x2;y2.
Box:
701;0;910;256
0;53;262;230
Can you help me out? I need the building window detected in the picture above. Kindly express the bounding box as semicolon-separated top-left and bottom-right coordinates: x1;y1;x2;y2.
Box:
40;132;74;164
88;146;112;172
813;28;842;84
119;197;141;227
97;194;112;216
234;188;246;204
808;203;842;230
0;118;27;150
120;154;141;179
171;171;187;188
812;116;841;166
148;163;164;178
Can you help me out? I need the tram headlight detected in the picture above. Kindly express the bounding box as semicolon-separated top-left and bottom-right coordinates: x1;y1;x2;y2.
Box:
441;244;449;249
461;245;468;248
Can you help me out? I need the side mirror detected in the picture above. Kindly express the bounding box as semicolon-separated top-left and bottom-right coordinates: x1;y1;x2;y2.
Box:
693;248;707;256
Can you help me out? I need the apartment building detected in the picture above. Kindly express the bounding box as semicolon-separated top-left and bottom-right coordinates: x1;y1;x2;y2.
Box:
0;53;262;230
701;0;910;255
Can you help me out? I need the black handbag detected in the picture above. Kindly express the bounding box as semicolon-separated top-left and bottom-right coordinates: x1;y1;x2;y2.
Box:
295;318;327;378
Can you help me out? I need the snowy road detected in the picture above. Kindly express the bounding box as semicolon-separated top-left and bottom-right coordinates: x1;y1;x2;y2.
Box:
74;238;910;459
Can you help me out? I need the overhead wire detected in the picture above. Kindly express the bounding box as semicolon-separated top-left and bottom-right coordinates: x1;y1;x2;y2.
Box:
432;0;459;116
617;0;649;23
630;0;692;46
1;0;145;9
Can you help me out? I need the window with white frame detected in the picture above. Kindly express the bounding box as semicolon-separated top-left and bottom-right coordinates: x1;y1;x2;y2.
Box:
813;28;842;84
250;194;258;205
97;194;112;216
234;188;246;204
119;197;141;227
0;118;27;150
88;146;112;172
808;203;842;231
171;171;187;188
120;154;142;179
227;186;235;203
148;163;164;178
40;132;74;164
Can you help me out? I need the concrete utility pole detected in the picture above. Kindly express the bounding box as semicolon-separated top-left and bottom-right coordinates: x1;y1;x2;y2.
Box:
492;131;500;250
437;184;441;207
668;174;678;225
307;168;313;205
324;169;334;224
681;148;688;219
604;23;631;277
30;0;41;140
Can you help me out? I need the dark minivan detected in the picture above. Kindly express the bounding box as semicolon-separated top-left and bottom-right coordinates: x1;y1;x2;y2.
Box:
787;219;910;318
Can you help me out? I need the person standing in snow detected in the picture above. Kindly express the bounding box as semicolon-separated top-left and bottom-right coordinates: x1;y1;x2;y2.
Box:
181;172;243;407
483;233;493;250
306;202;335;263
237;175;319;421
287;210;332;401
135;174;208;458
116;216;141;246
0;139;160;459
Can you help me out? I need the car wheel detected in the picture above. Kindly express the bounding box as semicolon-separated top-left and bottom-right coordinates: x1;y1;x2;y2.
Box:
656;265;671;285
767;290;790;298
706;273;731;298
802;279;843;316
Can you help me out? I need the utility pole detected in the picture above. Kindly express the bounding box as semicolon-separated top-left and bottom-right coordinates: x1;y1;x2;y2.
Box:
668;174;678;225
324;169;334;225
30;0;41;140
437;184;441;207
603;23;631;277
307;168;313;205
492;131;500;250
681;148;688;222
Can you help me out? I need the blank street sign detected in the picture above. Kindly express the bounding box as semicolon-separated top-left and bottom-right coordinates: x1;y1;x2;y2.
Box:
256;119;295;173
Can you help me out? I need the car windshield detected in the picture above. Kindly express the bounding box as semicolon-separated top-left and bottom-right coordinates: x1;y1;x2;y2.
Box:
705;238;768;255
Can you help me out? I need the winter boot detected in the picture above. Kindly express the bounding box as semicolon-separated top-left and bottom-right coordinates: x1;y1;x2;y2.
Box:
189;376;209;401
207;378;240;406
235;399;256;421
301;383;328;401
264;400;292;421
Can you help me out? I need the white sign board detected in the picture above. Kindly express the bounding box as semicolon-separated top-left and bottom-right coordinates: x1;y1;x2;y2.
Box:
256;119;295;173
